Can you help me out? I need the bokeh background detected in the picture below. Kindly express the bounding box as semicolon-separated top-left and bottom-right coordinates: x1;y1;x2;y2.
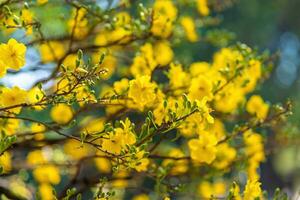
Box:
1;0;300;198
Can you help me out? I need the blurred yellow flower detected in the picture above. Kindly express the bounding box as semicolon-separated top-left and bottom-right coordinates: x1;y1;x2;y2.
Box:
198;181;226;199
0;152;12;173
130;43;157;77
151;0;177;38
33;164;61;184
162;148;188;175
154;40;174;66
37;0;48;5
38;183;55;200
102;118;136;154
68;8;88;39
27;150;47;166
128;75;156;110
188;131;217;164
64;139;93;160
132;194;149;200
31;123;46;140
39;41;65;63
246;95;269;120
0;38;26;71
189;75;213;101
0;86;28;114
50;104;73;124
180;16;199;42
243;180;262;200
197;0;210;16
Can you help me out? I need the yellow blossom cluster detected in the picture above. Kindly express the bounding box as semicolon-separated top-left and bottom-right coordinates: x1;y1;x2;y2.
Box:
27;150;60;199
151;0;178;38
244;130;266;181
0;39;26;77
0;0;289;199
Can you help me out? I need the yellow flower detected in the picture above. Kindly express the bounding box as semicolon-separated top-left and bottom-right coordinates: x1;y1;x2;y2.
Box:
94;151;111;173
21;9;34;35
197;0;210;16
111;170;129;188
37;0;48;5
246;95;269;120
153;40;174;66
188;131;217;164
243;180;262;200
179;97;214;136
162;148;188;175
0;86;28;114
0;152;12;173
151;15;173;38
188;75;213;101
33;164;61;184
230;182;242;200
168;63;190;90
214;85;245;113
114;12;131;27
0;60;6;77
0;38;26;71
151;0;177;38
27;87;44;103
113;78;129;95
208;119;226;141
180;16;198;42
39;41;65;63
132;194;149;200
31;123;46;141
81;117;105;135
95;26;132;46
67;8;88;39
244;130;265;181
0;118;20;135
198;181;226;198
153;0;177;20
196;97;214;124
27;87;45;110
102;118;136;154
130;43;157;77
189;62;210;77
131;150;150;172
153;98;171;126
247;161;260;182
239;59;262;93
179;112;203;137
38;184;55;200
128;75;156;110
74;86;96;106
244;130;264;159
213;143;236;170
62;54;77;71
95;30;110;46
64;139;93;160
212;47;243;72
50;104;73;124
110;27;132;44
27;150;47;166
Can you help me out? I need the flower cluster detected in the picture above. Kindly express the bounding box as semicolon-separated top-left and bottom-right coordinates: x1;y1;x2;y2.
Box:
0;0;292;199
